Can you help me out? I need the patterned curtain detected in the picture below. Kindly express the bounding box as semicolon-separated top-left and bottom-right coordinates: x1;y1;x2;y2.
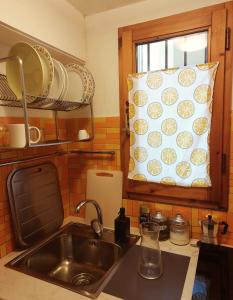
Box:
127;62;218;187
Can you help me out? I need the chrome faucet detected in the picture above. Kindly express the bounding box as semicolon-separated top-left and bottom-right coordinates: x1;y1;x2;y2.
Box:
76;199;103;237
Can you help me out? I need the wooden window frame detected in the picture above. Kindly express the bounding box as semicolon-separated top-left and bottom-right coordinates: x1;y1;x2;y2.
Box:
119;2;233;210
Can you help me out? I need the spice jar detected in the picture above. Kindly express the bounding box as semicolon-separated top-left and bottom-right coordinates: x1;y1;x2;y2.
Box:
150;211;169;241
169;213;190;246
139;205;150;224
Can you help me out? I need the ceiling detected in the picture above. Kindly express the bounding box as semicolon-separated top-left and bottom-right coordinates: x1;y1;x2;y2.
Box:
67;0;145;16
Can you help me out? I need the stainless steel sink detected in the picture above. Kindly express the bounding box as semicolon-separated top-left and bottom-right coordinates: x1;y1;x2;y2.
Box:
6;222;139;298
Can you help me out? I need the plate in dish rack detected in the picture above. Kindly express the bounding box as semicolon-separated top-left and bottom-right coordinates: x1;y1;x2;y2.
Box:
33;44;54;98
48;59;64;100
59;61;69;100
6;42;44;99
65;63;95;104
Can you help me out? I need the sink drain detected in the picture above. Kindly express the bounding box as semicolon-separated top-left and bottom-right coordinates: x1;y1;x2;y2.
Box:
71;273;95;286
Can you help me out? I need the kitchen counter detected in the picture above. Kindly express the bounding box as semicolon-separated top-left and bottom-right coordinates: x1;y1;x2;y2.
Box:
0;217;199;300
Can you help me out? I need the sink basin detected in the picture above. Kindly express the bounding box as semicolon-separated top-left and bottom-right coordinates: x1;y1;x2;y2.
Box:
6;222;139;298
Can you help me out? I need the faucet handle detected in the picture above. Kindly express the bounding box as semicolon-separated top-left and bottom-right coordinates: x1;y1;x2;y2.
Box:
91;219;103;237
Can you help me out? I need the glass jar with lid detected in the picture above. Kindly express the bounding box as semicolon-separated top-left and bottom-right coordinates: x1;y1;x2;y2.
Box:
169;213;190;246
150;211;169;241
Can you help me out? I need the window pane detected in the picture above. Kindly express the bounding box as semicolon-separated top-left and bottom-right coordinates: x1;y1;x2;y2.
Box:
186;31;208;65
137;44;148;72
187;48;206;65
149;41;166;71
167;38;185;68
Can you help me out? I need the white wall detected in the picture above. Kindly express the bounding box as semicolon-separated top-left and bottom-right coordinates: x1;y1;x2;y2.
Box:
86;0;229;117
0;0;86;60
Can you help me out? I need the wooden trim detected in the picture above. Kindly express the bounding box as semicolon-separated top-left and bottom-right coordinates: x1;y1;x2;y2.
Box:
119;30;133;197
127;179;209;201
119;3;225;41
127;192;225;210
209;8;227;204
221;1;233;209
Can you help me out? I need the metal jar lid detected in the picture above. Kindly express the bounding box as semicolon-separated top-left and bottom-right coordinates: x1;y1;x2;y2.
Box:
150;211;167;223
170;213;189;226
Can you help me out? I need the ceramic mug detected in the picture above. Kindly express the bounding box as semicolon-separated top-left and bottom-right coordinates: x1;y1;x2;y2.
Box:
8;124;41;148
78;129;89;141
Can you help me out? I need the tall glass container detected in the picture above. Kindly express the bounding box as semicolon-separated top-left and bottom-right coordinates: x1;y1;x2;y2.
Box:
169;213;190;246
138;222;163;279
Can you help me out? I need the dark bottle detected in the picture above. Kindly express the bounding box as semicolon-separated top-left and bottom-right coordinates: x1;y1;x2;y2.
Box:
114;207;130;243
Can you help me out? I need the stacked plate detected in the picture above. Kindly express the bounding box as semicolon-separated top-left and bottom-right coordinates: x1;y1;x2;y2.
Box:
6;42;95;106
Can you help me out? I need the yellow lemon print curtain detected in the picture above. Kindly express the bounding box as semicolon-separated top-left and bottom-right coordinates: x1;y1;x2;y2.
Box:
127;62;219;187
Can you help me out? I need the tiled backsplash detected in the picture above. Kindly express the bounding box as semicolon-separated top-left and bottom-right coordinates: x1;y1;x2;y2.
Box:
0;115;232;258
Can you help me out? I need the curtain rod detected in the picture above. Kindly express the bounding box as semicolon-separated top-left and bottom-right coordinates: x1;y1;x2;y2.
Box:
0;149;115;167
70;150;115;155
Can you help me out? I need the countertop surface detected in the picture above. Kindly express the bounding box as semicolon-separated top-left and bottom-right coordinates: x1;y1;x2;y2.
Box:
0;217;199;300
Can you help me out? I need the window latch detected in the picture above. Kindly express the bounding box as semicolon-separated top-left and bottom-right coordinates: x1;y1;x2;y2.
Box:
123;101;130;136
225;27;231;51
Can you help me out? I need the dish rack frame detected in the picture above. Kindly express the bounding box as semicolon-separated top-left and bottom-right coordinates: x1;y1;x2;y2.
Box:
0;55;95;148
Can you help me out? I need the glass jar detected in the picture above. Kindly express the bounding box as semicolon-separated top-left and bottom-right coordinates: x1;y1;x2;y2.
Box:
169;214;190;246
139;205;150;224
150;211;169;241
138;222;163;279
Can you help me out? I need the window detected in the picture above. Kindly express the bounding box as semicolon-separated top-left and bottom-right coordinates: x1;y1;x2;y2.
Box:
136;31;208;72
118;2;233;210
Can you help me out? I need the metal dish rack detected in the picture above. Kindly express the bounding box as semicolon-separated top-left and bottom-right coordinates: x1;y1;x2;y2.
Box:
0;55;95;148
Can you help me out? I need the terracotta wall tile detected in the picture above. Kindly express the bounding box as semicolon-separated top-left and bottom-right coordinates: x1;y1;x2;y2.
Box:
130;216;139;228
95;128;107;134
229;200;233;213
154;203;173;217
198;209;212;220
219;237;233;246
94;118;107;128
122;198;133;216
191;208;199;227
107;128;120;134
106;117;120;128
211;211;227;222
191;226;202;234
192;232;202;240
0;244;6;257
132;200;142;217
172;206;192;222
